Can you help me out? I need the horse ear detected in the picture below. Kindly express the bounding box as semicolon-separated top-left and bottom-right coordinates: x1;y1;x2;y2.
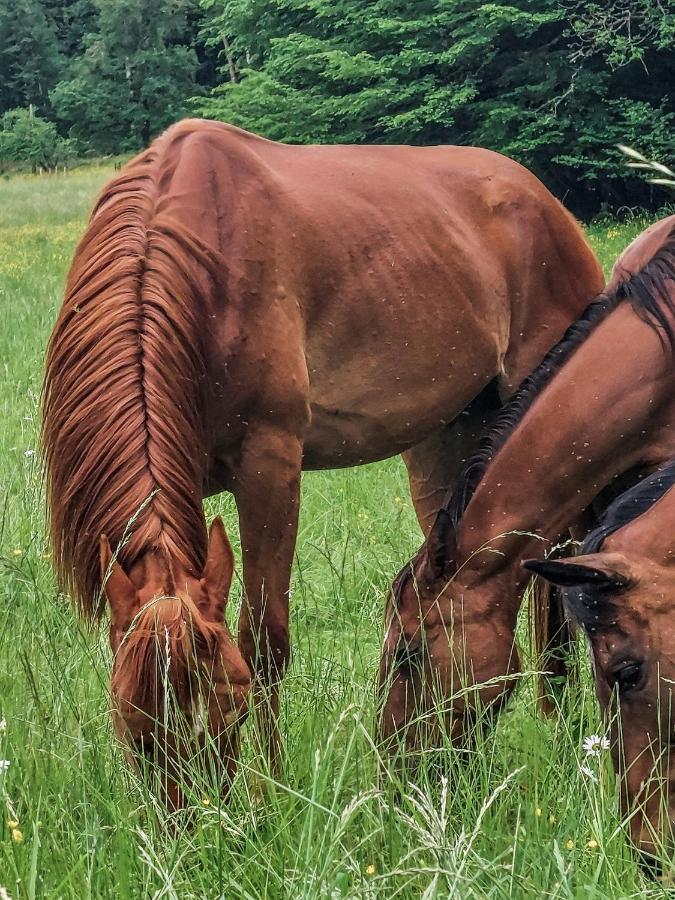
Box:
99;535;137;630
424;508;456;579
202;517;234;620
523;553;633;590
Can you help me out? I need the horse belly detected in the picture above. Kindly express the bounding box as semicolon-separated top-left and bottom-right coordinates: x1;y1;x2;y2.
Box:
302;319;502;469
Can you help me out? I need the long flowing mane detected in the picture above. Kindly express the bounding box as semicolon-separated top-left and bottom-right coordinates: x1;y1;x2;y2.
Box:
447;221;675;527
42;129;222;619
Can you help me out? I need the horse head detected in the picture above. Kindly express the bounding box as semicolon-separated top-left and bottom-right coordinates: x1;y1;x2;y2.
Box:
526;548;675;865
378;509;520;761
102;517;251;809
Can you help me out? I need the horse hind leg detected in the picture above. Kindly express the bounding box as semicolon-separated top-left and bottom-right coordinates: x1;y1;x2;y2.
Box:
402;380;501;536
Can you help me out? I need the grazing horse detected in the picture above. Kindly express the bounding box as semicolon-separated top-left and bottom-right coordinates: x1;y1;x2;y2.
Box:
379;216;675;757
526;463;675;862
42;118;602;801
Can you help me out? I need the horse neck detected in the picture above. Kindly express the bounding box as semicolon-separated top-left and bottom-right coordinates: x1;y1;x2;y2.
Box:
456;301;675;587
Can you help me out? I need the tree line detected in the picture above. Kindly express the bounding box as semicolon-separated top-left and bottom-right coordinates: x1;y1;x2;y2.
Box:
1;0;672;215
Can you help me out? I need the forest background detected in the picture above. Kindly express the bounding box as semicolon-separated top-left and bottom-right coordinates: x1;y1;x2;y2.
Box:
0;0;673;216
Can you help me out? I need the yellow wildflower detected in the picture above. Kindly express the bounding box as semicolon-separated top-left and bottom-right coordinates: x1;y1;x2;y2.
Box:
11;828;23;844
587;839;598;849
565;838;574;850
548;814;556;825
534;807;542;817
11;550;22;557
7;820;18;830
202;798;211;807
365;864;376;876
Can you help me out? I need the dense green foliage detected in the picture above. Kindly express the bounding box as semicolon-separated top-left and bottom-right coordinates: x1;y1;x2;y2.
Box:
0;107;73;172
197;0;674;215
0;0;673;211
0;0;217;159
50;0;202;152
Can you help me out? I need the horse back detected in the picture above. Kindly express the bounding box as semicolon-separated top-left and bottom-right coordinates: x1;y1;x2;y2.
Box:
79;120;604;467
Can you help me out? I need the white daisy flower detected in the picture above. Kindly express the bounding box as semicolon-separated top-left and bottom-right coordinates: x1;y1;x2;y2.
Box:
582;734;609;757
24;449;35;457
580;763;599;783
0;886;12;900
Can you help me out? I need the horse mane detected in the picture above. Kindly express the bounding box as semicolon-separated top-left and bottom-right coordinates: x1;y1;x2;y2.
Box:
117;596;221;711
447;221;675;528
581;460;675;556
559;460;675;629
42;128;223;620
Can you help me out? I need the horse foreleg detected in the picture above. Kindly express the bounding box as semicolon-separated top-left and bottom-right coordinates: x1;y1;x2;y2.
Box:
233;425;302;772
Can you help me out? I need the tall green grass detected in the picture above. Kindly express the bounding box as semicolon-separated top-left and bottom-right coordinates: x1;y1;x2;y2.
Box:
0;168;670;897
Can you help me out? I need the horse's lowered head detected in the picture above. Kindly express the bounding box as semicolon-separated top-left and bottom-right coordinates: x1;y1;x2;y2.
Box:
101;517;251;809
378;509;521;757
525;543;675;864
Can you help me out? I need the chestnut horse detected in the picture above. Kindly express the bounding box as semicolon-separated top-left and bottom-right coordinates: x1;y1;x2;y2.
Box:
526;463;675;864
379;216;675;761
42;118;602;802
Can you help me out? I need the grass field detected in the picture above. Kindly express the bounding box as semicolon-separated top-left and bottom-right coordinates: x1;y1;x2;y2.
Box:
0;167;671;898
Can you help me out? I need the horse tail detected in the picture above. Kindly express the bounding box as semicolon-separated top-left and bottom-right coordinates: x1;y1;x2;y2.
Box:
530;572;576;716
42;130;223;620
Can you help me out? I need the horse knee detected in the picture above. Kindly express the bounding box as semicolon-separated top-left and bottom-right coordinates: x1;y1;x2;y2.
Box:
240;620;290;682
266;625;290;677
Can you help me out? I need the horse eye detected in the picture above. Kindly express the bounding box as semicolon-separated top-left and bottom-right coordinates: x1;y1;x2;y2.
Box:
611;662;643;694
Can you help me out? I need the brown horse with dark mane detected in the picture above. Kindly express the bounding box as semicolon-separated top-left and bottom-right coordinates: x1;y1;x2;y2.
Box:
526;463;675;863
380;216;675;770
42;118;602;803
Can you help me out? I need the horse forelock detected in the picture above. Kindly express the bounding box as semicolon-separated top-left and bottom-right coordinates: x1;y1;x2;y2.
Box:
117;595;221;713
42;127;225;620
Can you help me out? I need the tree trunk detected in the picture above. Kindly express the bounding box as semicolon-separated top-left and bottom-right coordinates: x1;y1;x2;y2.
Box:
223;36;238;84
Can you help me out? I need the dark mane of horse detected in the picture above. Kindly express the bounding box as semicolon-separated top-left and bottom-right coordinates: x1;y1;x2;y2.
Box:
562;459;675;629
42;129;222;619
446;222;675;528
582;460;675;556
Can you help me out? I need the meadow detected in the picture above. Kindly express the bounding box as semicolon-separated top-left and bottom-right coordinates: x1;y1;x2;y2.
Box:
0;167;670;898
